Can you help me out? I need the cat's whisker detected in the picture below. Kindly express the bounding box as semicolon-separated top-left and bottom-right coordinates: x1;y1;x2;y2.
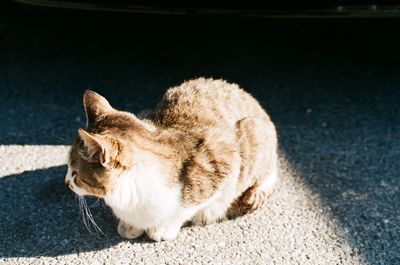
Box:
79;196;92;233
81;196;104;237
90;198;101;208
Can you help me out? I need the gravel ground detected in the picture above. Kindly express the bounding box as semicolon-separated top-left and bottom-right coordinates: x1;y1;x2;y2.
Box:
0;14;399;264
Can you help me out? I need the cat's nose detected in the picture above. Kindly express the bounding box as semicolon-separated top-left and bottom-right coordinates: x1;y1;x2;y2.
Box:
65;179;72;190
64;173;74;191
65;167;74;190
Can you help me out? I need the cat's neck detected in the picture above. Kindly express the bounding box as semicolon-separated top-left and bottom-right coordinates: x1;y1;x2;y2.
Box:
121;117;200;179
104;127;183;211
126;122;184;173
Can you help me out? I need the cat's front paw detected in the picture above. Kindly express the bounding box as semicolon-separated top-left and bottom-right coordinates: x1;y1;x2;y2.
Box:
146;226;180;242
117;220;144;239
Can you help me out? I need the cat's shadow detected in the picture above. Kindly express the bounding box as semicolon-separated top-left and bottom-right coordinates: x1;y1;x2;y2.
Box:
0;165;151;258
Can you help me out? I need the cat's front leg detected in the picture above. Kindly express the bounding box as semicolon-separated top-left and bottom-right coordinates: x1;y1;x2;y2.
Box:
117;220;144;239
146;224;181;242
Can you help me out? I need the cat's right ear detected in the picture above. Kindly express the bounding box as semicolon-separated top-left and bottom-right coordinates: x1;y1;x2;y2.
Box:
83;90;113;128
78;128;111;167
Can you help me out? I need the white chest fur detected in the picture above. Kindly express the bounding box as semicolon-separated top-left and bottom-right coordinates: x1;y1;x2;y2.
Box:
104;162;182;229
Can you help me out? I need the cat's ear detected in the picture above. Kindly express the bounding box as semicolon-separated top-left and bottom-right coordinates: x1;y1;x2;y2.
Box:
78;128;111;167
83;90;113;128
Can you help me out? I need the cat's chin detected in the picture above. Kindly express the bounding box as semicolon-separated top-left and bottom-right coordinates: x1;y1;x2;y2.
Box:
65;168;88;196
69;185;90;197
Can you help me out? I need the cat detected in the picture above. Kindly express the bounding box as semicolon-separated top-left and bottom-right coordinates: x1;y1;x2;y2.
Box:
65;78;278;241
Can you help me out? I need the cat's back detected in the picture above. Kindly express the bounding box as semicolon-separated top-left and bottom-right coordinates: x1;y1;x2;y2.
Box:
153;78;270;129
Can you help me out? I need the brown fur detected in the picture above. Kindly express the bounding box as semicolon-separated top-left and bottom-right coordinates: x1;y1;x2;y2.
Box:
67;77;278;224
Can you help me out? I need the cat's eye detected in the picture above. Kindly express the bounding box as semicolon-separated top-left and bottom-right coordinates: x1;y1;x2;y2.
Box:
72;170;78;177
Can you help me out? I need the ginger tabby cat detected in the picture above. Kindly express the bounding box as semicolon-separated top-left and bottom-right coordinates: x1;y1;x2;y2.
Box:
65;78;278;241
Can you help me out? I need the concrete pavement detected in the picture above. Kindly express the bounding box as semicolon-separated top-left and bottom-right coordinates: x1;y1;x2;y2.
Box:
0;15;399;264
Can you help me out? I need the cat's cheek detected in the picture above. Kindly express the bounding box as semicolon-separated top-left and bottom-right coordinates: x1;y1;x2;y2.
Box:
67;177;90;196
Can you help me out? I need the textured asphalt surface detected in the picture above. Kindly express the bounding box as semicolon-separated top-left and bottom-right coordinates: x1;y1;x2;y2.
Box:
0;13;399;264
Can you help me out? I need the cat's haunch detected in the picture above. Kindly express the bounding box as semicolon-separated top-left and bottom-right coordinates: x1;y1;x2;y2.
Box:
65;78;278;241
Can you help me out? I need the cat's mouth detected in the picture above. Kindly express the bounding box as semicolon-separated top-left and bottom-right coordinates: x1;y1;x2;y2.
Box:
65;167;107;197
65;179;73;191
65;168;89;196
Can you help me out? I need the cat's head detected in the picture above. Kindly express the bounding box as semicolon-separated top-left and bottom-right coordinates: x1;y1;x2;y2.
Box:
65;90;135;197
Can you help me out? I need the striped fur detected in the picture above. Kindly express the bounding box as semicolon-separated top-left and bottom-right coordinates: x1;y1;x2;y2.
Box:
65;78;278;241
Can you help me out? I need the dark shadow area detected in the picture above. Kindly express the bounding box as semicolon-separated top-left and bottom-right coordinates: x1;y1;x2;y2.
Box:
0;13;399;263
1;14;400;145
0;165;152;258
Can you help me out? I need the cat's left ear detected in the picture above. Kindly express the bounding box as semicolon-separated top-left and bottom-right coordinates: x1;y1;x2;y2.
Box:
78;128;111;167
83;90;113;128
